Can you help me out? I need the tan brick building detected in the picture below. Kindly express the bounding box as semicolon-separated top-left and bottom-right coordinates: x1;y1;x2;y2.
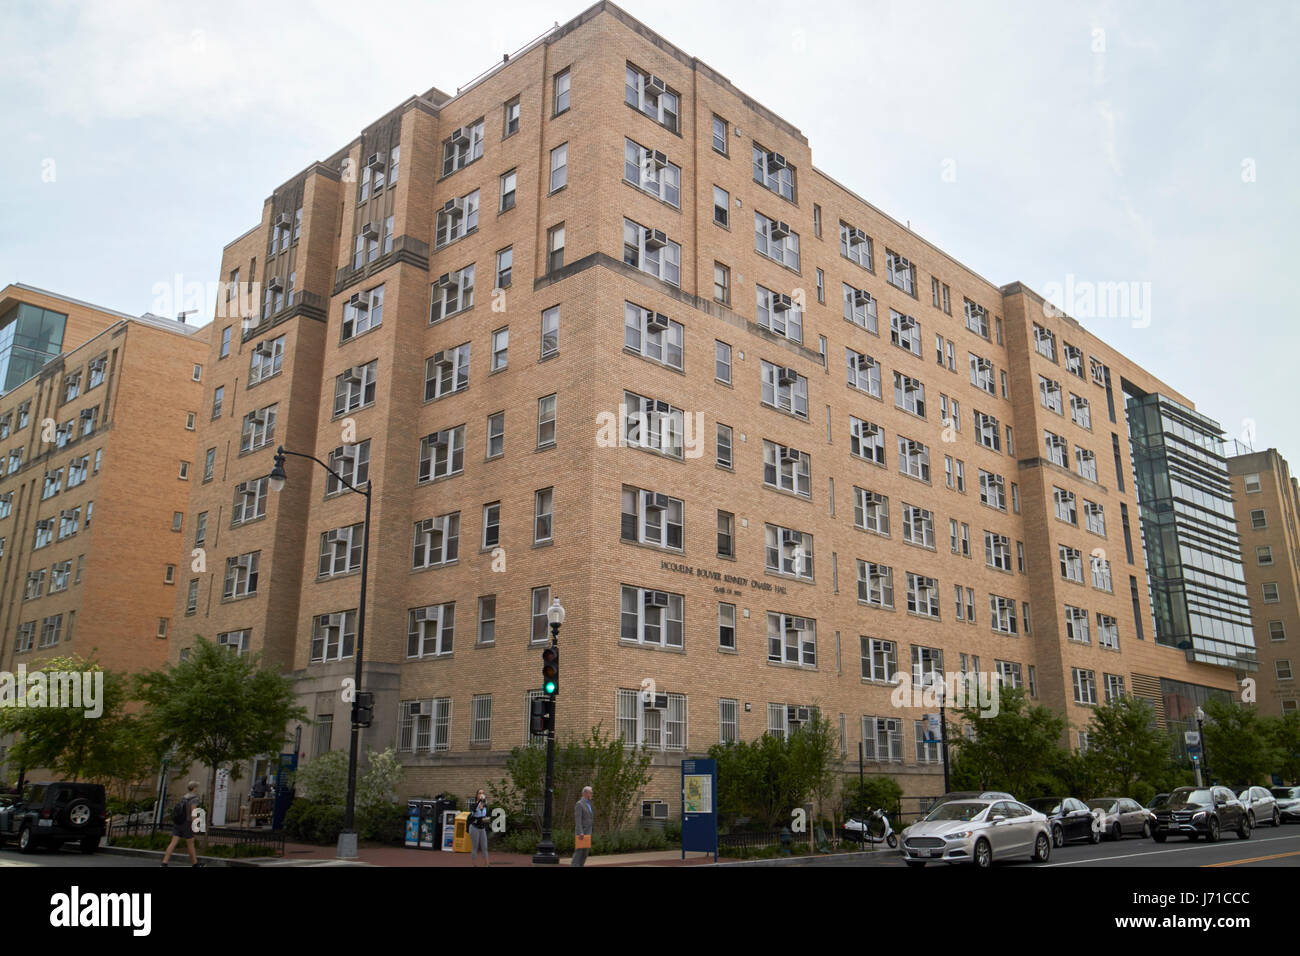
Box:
0;284;209;780
172;1;1255;808
1228;449;1300;715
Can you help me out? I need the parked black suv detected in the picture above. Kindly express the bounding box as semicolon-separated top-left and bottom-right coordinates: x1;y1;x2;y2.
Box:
1152;786;1250;843
0;782;107;854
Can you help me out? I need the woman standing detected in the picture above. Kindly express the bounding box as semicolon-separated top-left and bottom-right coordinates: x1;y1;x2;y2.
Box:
468;789;491;866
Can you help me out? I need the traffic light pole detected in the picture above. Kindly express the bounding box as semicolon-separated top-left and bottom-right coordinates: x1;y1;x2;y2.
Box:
533;625;561;864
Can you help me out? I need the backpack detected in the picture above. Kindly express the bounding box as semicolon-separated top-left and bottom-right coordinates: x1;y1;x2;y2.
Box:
172;799;188;826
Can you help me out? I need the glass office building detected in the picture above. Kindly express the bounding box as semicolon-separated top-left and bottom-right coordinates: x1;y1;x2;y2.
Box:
0;301;67;393
1126;390;1256;670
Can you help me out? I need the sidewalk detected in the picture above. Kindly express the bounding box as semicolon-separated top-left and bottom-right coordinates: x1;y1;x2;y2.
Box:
260;841;727;867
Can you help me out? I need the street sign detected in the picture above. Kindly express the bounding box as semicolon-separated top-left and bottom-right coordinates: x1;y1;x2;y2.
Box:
1184;731;1200;746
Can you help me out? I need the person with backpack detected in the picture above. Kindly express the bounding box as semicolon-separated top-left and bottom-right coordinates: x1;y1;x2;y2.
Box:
161;781;203;867
468;789;491;866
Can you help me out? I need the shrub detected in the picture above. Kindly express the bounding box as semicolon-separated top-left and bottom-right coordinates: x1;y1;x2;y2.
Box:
283;800;345;845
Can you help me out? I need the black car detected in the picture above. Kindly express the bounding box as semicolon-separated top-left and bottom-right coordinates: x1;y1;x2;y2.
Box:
1027;796;1099;847
0;782;107;854
1152;786;1251;842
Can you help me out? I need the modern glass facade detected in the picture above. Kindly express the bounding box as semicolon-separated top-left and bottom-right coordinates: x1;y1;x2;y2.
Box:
0;302;67;393
1126;390;1256;670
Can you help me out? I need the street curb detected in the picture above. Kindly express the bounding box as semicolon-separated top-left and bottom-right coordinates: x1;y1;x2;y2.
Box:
710;849;894;867
98;845;275;867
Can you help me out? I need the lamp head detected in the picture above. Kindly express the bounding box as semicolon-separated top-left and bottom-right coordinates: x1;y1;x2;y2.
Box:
547;598;566;627
269;448;287;492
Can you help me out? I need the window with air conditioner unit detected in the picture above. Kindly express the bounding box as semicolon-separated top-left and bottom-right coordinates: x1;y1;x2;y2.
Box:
839;221;873;270
327;440;371;495
418;426;466;482
424;343;471;401
842;283;878;333
1044;431;1068;467
240;405;277;453
756;285;802;343
624;64;679;132
849;417;886;465
1076;447;1097;481
430;265;475;322
1034;324;1057;361
754;212;799;270
623;138;681;207
312;610;357;663
763;440;811;497
624;303;683;370
620;585;684;648
407;602;456;658
974;411;1001;451
436;190;480;248
1060;546;1084;583
441;119;484;175
765;524;814;580
901;504;934;548
759;360;808;418
622;391;685;459
767;612;816;667
906;573;940;618
964;299;990;338
342;287;385;341
621;486;684;551
412;513;460;569
1064;344;1084;376
845;348;881;397
231;477;269;525
885;250;915;294
334;360;378;416
752;143;795;201
1070;393;1091;428
969;353;995;395
893;372;926;417
889;310;921;356
223;552;260;599
318;522;364;577
622;218;681;286
897;436;930;481
1039;376;1063;414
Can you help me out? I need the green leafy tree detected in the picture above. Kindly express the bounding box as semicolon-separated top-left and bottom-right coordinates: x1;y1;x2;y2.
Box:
134;637;307;804
1202;698;1280;786
787;709;841;819
1270;711;1300;784
0;655;134;784
949;685;1066;797
289;746;404;836
1085;696;1172;794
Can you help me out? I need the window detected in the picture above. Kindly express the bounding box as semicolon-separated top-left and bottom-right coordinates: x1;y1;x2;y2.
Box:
990;596;1018;634
1250;508;1267;529
1065;605;1091;643
889;310;921;356
863;716;902;762
842;283;878;332
1060;545;1084;583
418;426;467;482
441;118;485;175
536;395;557;449
469;695;493;748
435;189;480;247
713;262;731;305
1034;324;1057;361
529;586;552;644
1097;614;1119;649
711;114;728;154
902;504;936;549
1054;487;1077;523
885;249;915;294
860;638;897;683
716;424;733;468
617;688;687;751
64;371;81;402
185;579;199;614
911;645;944;688
754;212;800;270
853;488;890;536
624;64;679;132
326;441;371;495
240;404;277;453
486;412;505;459
620;585;684;648
1277;660;1294;681
212;385;225;419
623;138;681;206
964;299;989;338
893;372;926;417
533;488;554;543
503;96;520;137
760;360;808;418
552;67;570;114
1072;668;1098;705
499;168;517;212
192;364;203;382
231;477;269;525
412;513;461;569
424;343;471;401
985;532;1012;571
475;595;496;645
765;523;814;579
1075;447;1097;481
178;461;190;480
752;142;796;201
223;552;260;599
495;247;513;289
1267;620;1286;642
714;603;738;650
549;143;568;192
622;217;679;284
717;510;735;558
622;486;684;550
540;306;560;359
897;436;930;481
761;439;811;496
543;222;565;274
318;522;364;577
906;574;940;618
1263;582;1280;603
767;612;816;666
1064;344;1084;376
342;285;384;340
1039;375;1063;413
398;697;452;752
1257;545;1274;566
969;353;995;395
979;470;1006;510
849;416;885;465
1071;393;1091;428
429;265;474;323
712;185;729;227
1243;473;1262;494
333;360;378;416
1044;430;1068;466
623;391;685;458
756;285;803;343
406;603;455;658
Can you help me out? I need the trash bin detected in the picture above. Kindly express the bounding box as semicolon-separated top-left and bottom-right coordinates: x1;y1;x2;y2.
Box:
452;811;474;852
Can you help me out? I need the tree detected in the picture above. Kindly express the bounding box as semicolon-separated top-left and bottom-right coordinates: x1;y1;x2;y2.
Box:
134;638;307;805
1271;711;1300;784
0;655;135;785
949;685;1066;797
787;709;840;820
1085;696;1172;793
1202;698;1280;786
289;746;404;836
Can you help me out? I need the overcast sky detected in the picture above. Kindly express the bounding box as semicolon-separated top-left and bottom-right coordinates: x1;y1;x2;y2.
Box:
2;0;1297;463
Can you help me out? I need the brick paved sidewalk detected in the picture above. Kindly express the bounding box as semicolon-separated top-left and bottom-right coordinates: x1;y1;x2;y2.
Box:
267;841;726;867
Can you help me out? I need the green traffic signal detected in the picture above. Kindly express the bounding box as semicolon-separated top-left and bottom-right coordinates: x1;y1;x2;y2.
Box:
542;646;559;695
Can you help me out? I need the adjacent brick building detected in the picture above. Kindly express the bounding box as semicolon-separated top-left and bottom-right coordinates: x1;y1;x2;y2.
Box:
171;1;1256;806
1228;449;1299;716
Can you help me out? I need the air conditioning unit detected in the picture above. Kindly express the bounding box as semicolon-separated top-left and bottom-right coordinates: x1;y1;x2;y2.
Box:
430;430;448;448
766;151;788;172
412;606;430;622
449;126;470;145
777;366;798;386
236;555;253;570
855;354;873;372
417;700;434;716
644;590;669;608
431;350;447;366
436;272;459;289
781;528;800;547
417;517;434;534
648;150;668;170
771;292;793;313
648;492;670;510
341;366;362;384
334;445;355;463
442;197;465;217
652;693;670;710
769;220;791;240
781;446;801;463
643;228;667;250
273;213;291;231
795;706;812;722
267;276;283;292
853;288;872;307
365;151;386;169
349;292;371;311
646;312;669;333
247;414;265;430
652;399;671;414
360;221;380;241
791;617;808;631
646;74;667;95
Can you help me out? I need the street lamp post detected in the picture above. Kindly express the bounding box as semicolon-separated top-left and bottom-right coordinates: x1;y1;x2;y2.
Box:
269;445;371;860
533;599;565;865
938;684;951;795
1195;706;1210;786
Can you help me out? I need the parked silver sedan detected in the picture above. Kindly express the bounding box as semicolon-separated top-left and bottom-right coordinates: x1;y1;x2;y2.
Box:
1238;786;1282;827
1087;797;1155;840
899;799;1052;869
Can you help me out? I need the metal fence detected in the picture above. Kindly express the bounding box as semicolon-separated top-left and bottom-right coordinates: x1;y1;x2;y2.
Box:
107;817;285;856
717;829;787;850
